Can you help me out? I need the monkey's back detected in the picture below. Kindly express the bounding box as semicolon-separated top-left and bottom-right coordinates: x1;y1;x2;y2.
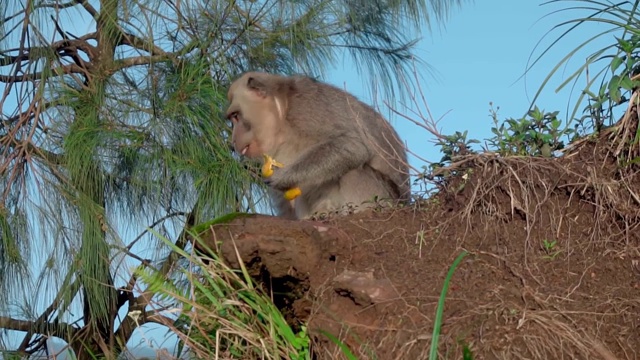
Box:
283;75;410;200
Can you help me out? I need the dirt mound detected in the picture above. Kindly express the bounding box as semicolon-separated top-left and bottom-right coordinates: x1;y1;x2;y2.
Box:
202;133;640;359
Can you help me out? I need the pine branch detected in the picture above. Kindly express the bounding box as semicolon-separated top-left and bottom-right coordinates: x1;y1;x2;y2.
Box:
112;55;172;73
111;209;196;348
1;1;78;24
120;32;170;57
74;0;99;18
114;309;175;349
0;35;98;67
0;64;85;82
17;274;81;353
0;135;64;166
1;100;60;125
0;316;78;338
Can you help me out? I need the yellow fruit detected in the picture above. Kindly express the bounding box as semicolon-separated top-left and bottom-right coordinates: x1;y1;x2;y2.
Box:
284;187;302;200
262;164;274;178
261;154;302;200
261;154;284;178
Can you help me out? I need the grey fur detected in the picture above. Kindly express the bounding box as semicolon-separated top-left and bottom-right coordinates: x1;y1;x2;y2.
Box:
227;72;410;219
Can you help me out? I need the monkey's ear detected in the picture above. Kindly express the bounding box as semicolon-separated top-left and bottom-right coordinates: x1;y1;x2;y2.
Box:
246;76;269;98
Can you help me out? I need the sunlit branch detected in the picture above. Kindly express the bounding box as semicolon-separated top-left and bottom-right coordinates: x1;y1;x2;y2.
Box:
74;0;99;19
120;32;170;57
112;55;172;73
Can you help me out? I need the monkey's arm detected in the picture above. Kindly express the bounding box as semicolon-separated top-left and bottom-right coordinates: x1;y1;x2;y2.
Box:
266;136;370;191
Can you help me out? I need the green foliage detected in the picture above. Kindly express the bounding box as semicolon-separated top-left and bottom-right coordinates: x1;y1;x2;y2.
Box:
318;330;359;360
421;130;479;181
138;231;312;360
426;1;640;187
425;103;576;183
579;34;640;133
0;208;25;269
435;130;480;163
532;1;640;137
542;239;557;252
605;36;640;104
541;239;562;260
487;105;574;157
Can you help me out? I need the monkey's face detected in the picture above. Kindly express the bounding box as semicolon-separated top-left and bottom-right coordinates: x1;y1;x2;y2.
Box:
228;111;262;158
226;74;284;159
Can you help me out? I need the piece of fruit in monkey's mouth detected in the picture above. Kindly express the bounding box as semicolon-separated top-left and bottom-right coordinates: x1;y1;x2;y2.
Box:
241;146;248;156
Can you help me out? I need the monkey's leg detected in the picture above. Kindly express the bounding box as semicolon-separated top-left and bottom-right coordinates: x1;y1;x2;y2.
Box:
292;182;344;219
335;168;395;213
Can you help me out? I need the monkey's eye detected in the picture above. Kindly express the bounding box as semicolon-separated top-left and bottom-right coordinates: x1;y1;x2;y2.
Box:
227;112;239;125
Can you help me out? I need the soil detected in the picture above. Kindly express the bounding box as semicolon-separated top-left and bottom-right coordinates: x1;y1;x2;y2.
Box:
202;131;640;360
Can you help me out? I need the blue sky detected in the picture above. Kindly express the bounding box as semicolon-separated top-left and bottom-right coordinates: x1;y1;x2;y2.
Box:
1;1;625;357
325;1;616;173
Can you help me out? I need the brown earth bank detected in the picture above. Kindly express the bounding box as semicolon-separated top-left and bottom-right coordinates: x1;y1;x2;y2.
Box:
201;137;640;360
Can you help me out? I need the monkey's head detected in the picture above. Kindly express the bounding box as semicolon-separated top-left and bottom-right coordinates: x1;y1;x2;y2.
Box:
226;72;289;159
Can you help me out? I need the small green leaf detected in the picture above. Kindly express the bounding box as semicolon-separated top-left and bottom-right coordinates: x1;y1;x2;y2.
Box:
611;55;624;73
620;76;634;91
627;56;636;71
611;86;622;104
616;37;630;51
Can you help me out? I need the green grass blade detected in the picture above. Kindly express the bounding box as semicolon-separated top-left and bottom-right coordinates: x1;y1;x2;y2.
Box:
429;251;468;360
318;330;358;360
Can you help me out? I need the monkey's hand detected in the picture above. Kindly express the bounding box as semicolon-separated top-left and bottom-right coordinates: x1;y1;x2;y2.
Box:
262;154;302;200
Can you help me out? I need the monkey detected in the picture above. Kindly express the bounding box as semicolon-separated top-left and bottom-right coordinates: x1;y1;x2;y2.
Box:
226;71;410;220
